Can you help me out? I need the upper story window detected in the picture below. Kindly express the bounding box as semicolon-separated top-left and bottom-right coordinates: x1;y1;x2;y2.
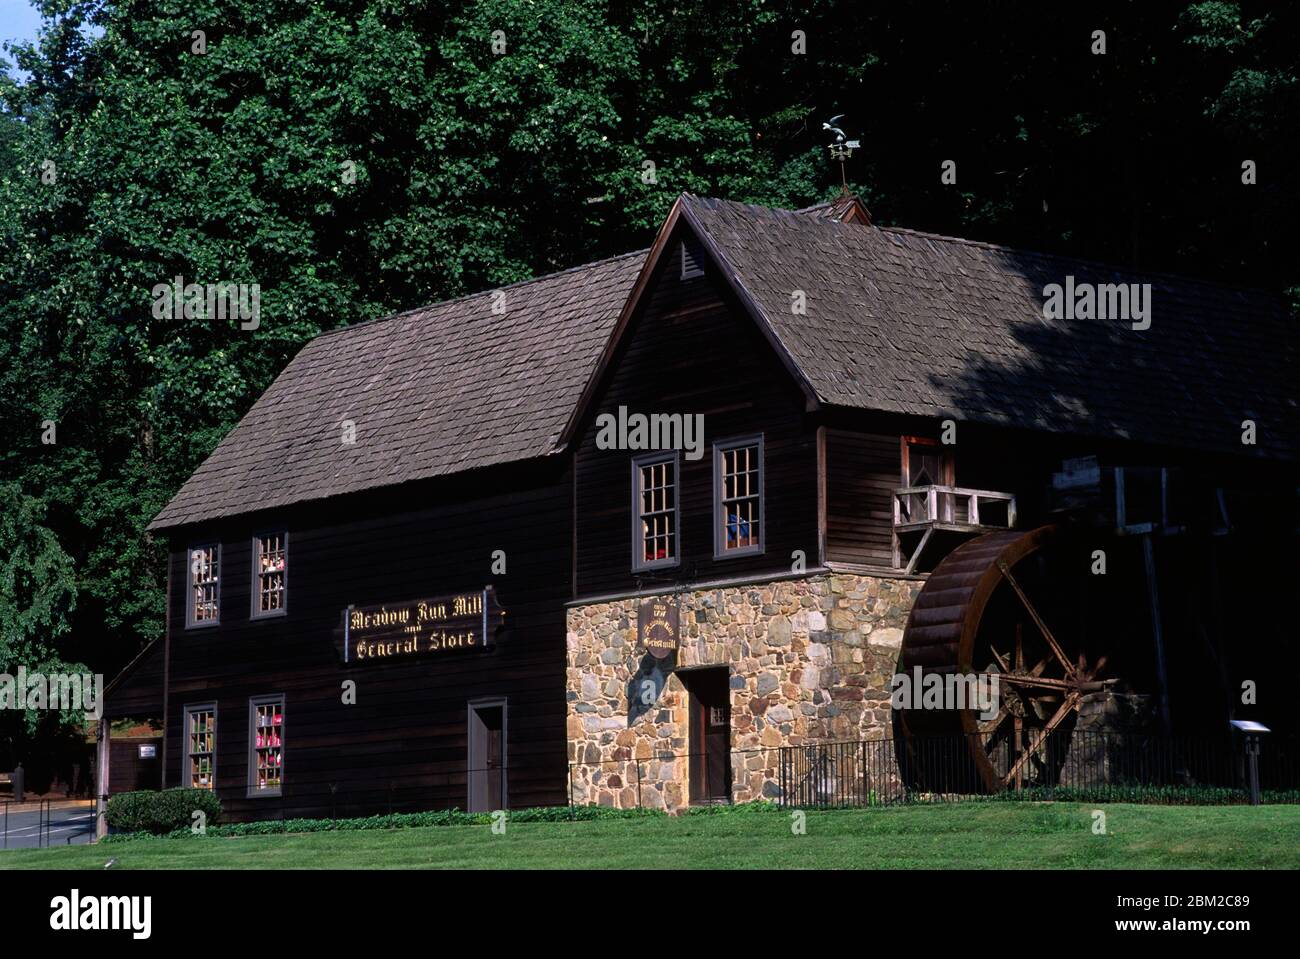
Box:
185;703;216;789
252;532;288;617
249;695;285;796
714;436;764;557
187;544;221;628
633;452;679;570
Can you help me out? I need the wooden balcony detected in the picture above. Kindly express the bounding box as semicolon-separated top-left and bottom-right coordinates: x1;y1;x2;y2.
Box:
892;485;1017;573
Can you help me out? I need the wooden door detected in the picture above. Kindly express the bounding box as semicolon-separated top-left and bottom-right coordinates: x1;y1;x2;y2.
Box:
685;669;731;803
468;700;506;812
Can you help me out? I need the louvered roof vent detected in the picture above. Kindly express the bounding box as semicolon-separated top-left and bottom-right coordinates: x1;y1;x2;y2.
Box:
680;237;704;279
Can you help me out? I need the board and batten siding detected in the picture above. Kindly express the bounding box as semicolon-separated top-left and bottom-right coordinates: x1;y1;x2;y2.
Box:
824;428;902;568
161;461;571;821
573;243;820;598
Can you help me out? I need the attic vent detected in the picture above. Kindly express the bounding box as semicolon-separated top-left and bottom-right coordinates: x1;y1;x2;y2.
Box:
679;238;704;280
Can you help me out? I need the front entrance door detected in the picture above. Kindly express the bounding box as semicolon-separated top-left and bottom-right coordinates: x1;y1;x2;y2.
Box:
683;668;731;804
467;699;506;812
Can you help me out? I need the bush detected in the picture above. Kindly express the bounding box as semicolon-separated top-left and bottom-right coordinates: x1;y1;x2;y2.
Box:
99;802;665;842
106;788;223;834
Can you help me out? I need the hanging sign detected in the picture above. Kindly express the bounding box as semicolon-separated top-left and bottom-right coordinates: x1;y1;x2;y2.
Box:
339;587;505;664
638;597;679;659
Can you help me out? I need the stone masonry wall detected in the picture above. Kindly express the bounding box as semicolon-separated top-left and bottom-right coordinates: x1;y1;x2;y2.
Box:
566;572;922;811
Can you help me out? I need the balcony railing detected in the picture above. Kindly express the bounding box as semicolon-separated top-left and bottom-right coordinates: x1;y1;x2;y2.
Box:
893;484;1017;532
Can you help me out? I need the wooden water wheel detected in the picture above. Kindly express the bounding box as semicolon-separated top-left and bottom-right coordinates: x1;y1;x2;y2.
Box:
894;525;1115;792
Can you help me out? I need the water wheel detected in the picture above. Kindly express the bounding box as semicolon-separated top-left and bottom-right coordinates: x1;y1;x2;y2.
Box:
894;525;1114;792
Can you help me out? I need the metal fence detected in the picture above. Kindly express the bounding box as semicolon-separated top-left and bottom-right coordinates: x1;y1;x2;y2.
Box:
777;732;1300;808
0;799;97;849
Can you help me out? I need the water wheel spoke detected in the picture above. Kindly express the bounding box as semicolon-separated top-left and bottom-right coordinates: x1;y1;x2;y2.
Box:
994;674;1077;691
978;704;1010;736
1001;691;1080;786
997;560;1075;678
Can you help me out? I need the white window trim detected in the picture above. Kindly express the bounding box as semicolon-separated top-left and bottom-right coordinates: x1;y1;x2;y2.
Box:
713;434;766;559
183;702;217;791
250;531;289;620
185;543;221;629
632;450;682;572
247;694;286;798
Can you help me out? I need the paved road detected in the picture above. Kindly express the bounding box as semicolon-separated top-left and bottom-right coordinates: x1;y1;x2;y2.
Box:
0;801;97;850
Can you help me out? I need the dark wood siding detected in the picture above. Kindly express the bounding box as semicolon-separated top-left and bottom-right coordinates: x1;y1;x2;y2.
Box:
109;739;163;794
102;639;166;720
574;241;818;598
825;429;900;567
160;461;571;822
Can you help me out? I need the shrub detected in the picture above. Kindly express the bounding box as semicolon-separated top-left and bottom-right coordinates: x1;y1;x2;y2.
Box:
106;788;222;834
99;802;666;842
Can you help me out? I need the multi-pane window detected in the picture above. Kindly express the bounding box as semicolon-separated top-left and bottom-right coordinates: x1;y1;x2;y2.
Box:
249;697;284;795
633;453;679;569
715;437;763;556
186;705;216;789
188;544;220;627
252;533;287;616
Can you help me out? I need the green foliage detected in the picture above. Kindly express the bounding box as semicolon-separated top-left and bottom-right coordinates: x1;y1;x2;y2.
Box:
972;784;1300;806
0;483;83;737
100;800;661;841
105;787;223;834
32;803;1300;870
0;1;1296;753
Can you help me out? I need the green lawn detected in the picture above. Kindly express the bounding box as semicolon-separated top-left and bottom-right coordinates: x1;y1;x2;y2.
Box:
3;803;1297;870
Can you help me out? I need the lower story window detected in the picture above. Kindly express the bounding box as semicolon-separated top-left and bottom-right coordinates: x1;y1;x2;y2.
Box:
249;696;285;794
186;704;216;789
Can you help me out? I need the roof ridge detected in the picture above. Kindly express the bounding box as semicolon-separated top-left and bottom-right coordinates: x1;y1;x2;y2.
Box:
685;194;1283;300
312;248;650;341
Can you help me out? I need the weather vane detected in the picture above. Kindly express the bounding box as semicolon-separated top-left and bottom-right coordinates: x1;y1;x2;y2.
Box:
823;114;860;192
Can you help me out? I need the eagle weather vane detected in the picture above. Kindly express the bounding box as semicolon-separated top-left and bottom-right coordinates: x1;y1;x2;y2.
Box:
823;114;860;192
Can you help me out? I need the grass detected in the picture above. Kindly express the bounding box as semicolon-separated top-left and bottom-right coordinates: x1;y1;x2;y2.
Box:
2;802;1297;870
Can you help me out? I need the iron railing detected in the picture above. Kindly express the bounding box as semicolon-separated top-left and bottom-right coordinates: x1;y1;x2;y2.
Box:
776;732;1300;808
0;798;97;849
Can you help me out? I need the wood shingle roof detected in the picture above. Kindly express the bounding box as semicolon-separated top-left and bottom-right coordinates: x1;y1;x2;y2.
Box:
148;250;645;530
151;193;1296;531
682;195;1297;461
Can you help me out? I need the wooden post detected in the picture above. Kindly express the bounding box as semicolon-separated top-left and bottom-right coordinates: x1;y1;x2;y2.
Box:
96;717;110;840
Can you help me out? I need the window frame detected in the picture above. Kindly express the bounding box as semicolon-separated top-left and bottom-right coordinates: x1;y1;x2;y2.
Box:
713;434;766;559
184;542;222;629
900;435;957;526
900;435;955;488
247;694;286;798
631;450;682;572
249;531;289;620
183;701;217;791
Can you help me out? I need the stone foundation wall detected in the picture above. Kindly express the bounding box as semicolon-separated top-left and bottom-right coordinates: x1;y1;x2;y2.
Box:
566;572;922;811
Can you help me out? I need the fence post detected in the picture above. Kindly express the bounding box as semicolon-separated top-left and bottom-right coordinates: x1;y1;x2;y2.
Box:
1246;735;1262;807
11;763;23;804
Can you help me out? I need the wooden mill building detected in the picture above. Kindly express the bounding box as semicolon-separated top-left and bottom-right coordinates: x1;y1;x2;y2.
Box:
104;194;1298;818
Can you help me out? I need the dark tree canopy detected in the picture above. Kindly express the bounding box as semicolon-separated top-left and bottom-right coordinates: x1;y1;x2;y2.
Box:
0;0;1295;720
